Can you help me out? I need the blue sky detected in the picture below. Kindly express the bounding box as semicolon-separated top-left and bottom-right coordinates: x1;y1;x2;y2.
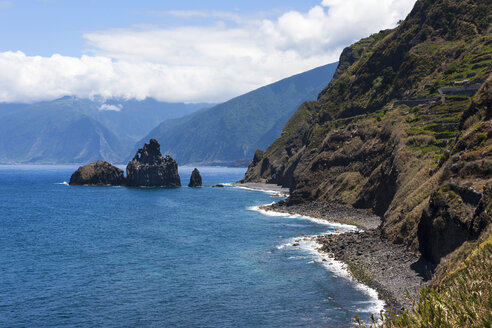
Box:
0;0;417;103
0;0;321;56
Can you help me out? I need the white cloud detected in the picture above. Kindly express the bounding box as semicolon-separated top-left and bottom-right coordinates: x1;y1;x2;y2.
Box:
0;0;416;103
99;104;123;111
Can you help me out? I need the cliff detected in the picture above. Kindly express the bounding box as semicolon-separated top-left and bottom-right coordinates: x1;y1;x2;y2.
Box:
242;0;491;270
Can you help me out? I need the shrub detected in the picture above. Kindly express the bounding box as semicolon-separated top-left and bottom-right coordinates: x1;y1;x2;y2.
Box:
406;135;435;147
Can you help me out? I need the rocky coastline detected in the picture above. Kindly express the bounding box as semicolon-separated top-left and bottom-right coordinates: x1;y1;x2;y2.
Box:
263;200;381;230
317;230;432;312
246;189;432;313
232;182;289;196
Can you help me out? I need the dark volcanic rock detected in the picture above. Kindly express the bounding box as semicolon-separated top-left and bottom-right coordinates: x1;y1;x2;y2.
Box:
418;181;491;264
188;168;202;187
69;161;125;186
126;139;181;187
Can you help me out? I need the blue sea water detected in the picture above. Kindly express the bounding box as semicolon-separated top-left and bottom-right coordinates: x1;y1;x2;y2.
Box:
0;165;382;327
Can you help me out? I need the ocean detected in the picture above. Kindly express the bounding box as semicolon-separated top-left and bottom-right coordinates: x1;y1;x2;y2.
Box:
0;165;383;327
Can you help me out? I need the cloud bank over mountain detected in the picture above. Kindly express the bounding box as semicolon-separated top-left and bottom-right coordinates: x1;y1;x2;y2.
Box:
0;0;416;103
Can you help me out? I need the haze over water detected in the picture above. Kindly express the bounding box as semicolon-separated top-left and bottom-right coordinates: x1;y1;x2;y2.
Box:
0;166;380;327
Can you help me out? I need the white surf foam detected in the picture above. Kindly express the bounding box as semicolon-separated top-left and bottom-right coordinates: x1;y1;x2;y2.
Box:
280;234;386;315
248;204;358;230
240;183;385;315
250;203;385;315
55;181;69;186
231;184;289;196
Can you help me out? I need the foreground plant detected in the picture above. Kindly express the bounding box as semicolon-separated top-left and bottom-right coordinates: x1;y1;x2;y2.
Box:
357;239;491;328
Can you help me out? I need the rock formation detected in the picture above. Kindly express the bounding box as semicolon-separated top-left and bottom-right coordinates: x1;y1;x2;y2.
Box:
188;168;202;187
126;139;181;187
69;161;125;186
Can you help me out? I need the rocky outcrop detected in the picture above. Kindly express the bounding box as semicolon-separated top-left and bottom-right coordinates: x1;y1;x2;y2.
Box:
188;168;202;187
69;161;125;186
418;182;491;264
126;139;181;187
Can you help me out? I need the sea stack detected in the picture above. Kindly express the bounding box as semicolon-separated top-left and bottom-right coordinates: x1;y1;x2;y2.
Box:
69;161;126;186
188;168;202;187
126;139;181;187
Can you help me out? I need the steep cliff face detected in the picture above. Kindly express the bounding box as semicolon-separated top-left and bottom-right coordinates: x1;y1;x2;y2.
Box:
418;80;492;263
242;0;491;264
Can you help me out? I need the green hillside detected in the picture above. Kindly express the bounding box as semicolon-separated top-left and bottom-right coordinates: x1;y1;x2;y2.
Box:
140;62;338;166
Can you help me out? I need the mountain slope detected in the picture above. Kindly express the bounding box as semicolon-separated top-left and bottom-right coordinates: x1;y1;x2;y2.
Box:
139;62;338;165
0;98;209;164
242;0;491;267
0;106;127;164
24;97;210;143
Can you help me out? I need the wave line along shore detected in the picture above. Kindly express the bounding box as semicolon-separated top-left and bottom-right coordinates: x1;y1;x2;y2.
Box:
235;182;432;313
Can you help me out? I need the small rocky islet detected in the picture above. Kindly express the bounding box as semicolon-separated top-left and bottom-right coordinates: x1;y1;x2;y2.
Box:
69;139;201;188
188;168;202;187
69;160;126;186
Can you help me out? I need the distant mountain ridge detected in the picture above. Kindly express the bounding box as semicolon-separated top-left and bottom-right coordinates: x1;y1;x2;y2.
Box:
0;105;126;164
0;98;210;164
139;62;338;166
25;97;211;143
0;62;337;165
